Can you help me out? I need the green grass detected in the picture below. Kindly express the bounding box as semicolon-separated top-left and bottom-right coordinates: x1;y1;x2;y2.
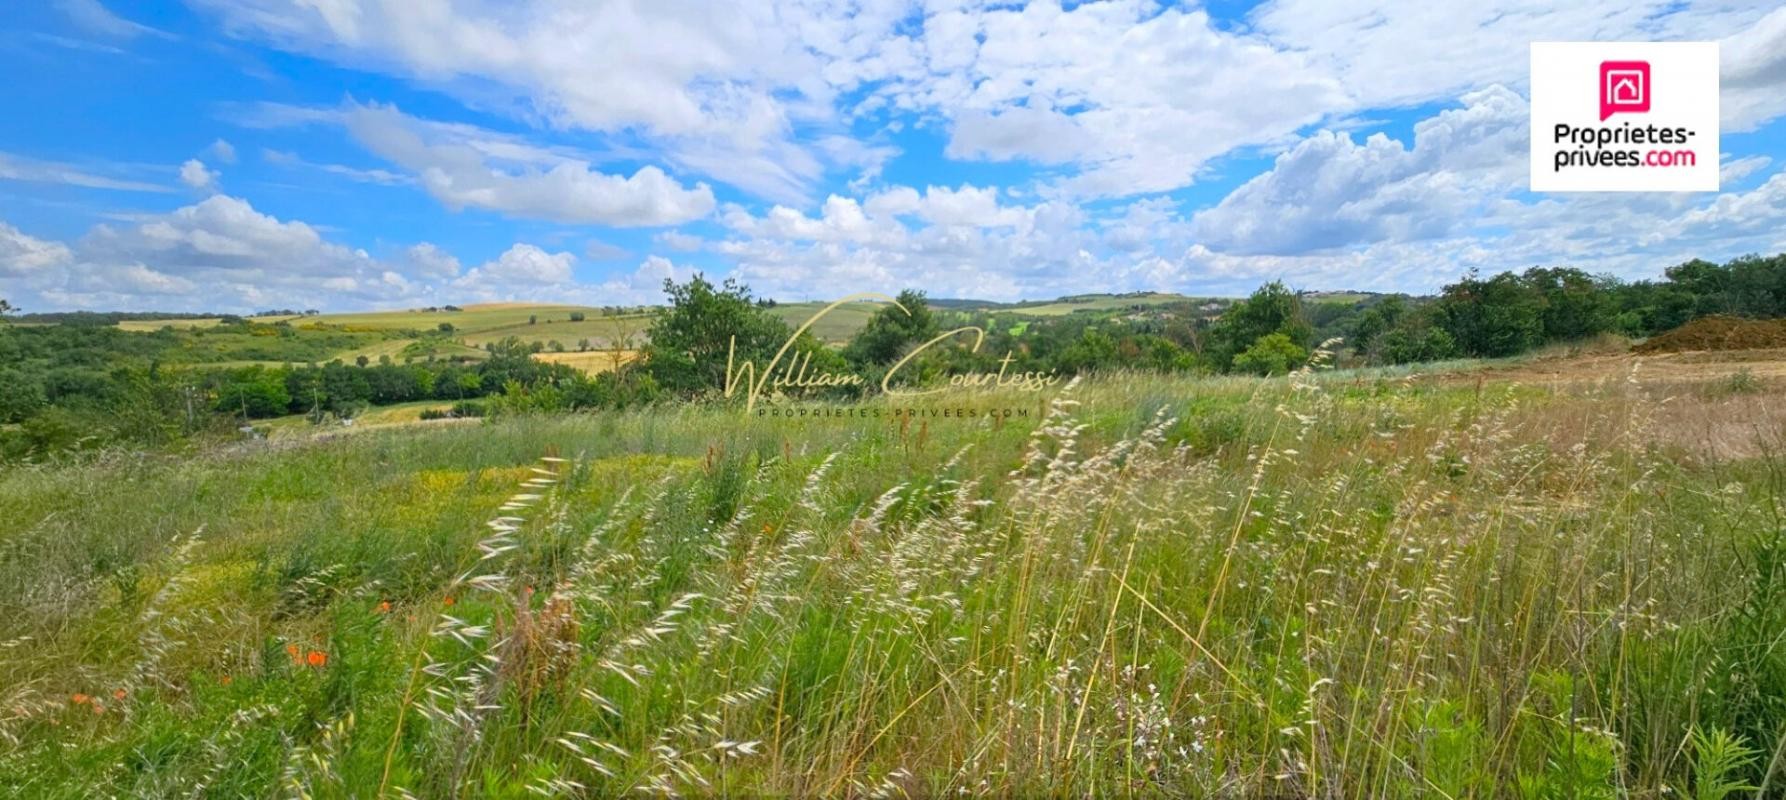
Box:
1001;291;1197;316
254;400;463;438
306;304;601;332
458;314;653;350
118;316;300;331
768;301;881;343
0;368;1782;797
107;293;1210;364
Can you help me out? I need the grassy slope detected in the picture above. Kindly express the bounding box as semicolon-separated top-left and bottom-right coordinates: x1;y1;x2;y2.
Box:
458;315;654;349
1;365;1781;796
1000;291;1199;316
297;305;601;332
255;400;463;439
530;349;640;375
768;301;882;343
111;293;1206;362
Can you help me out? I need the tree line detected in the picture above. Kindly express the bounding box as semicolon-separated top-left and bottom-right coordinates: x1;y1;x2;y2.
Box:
1;252;1781;459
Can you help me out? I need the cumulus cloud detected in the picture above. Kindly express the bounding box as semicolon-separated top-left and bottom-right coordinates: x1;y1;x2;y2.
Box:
403;242;461;279
1192;86;1528;255
457;244;575;286
336;103;715;226
1248;0;1778;115
1722;7;1786;131
4;195;448;311
188;0;917;202
184;0;1786;208
179;159;219;192
906;2;1349;197
0;222;74;277
714;190;1134;301
592;255;695;305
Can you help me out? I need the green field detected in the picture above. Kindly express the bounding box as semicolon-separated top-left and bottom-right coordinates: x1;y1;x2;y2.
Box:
458;315;654;350
2;361;1782;796
768;300;883;343
295;304;601;333
112;293;1204;360
255;400;464;439
118;316;299;331
997;291;1200;316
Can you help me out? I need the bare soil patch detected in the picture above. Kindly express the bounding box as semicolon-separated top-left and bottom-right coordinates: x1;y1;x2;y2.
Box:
1634;315;1786;354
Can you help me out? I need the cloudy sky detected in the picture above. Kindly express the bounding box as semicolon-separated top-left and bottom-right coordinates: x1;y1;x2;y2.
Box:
1;0;1784;312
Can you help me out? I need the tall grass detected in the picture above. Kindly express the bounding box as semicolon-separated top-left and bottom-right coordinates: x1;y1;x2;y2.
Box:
0;366;1781;797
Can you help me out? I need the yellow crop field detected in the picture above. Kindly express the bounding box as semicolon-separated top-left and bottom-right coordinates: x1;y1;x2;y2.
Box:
531;349;640;374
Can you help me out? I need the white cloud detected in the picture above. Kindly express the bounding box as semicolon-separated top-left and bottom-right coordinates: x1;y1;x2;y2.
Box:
187;0;1786;211
207;139;238;164
7;195;448;311
1191;86;1528;255
337;103;716;226
457;244;575;286
403;242;460;279
53;0;170;40
0;151;171;193
0;222;74;277
1720;155;1772;184
654;231;704;252
715;191;1131;301
180;158;220;192
1722;7;1786;131
1248;0;1778;119
857;184;1033;228
583;239;630;261
445;245;689;306
189;0;918;202
592;255;695;305
893;1;1350;197
262;147;412;186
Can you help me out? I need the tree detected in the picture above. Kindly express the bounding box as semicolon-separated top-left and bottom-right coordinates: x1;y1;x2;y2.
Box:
1379;322;1457;364
1058;328;1120;373
1348;296;1407;357
1208;281;1313;371
842;290;939;367
215;369;292;418
1231;333;1307;376
0;298;15;317
1433;271;1542;358
1523;267;1615;342
642;275;798;395
569;311;586;322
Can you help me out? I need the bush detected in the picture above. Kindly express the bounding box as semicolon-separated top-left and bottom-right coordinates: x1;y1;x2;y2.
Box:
1231;332;1307;375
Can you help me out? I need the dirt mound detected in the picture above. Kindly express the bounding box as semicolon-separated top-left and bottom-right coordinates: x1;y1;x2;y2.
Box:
1635;316;1786;354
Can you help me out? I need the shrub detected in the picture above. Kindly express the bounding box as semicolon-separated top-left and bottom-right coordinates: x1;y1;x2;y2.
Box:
1231;332;1307;375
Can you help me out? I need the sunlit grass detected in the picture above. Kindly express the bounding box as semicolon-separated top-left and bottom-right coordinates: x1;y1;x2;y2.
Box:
0;366;1781;797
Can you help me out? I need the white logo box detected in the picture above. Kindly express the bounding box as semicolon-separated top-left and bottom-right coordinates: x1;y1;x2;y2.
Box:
1530;41;1719;192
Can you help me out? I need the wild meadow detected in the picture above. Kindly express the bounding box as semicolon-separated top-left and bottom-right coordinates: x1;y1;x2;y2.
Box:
0;360;1782;797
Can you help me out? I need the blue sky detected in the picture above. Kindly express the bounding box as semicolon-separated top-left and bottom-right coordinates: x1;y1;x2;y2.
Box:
1;0;1783;312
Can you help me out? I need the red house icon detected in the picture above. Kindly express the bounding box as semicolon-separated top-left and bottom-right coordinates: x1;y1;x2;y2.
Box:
1599;61;1650;120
